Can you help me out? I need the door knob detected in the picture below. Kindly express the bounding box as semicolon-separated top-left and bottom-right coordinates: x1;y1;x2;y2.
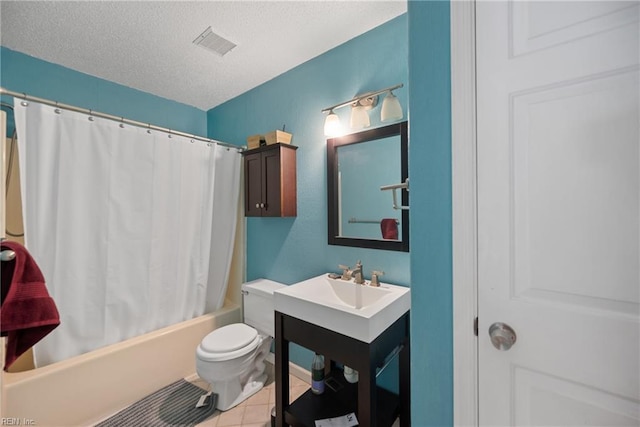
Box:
489;322;517;351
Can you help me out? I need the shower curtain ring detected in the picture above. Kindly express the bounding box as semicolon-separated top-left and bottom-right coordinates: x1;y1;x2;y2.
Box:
54;101;61;114
88;110;94;121
147;124;152;134
20;93;28;107
119;117;125;128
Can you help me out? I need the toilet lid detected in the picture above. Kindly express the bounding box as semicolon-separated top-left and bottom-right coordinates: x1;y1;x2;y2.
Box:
200;323;258;354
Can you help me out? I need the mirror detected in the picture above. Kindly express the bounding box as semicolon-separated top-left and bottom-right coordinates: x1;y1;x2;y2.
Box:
327;121;408;252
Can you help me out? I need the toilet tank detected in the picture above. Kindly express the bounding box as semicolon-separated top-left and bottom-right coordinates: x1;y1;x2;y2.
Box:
242;279;286;337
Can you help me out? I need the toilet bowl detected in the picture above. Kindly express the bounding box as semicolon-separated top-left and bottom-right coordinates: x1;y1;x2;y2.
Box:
196;279;285;411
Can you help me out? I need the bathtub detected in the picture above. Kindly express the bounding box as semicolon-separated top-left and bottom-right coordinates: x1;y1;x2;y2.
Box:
0;301;241;426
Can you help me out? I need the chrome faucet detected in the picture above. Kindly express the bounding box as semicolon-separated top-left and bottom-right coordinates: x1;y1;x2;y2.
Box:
352;260;364;285
370;270;384;287
338;264;352;280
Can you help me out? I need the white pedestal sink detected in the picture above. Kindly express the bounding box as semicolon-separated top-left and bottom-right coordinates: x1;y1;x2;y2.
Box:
273;274;410;343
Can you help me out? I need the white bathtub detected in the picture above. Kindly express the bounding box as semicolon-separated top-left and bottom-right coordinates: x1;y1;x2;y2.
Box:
0;302;241;426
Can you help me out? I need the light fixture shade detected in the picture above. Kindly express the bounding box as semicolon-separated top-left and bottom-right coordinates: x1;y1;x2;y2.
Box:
381;91;403;122
324;111;342;136
350;105;370;129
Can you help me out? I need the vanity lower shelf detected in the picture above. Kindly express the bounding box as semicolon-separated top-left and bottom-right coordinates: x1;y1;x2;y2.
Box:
285;369;399;427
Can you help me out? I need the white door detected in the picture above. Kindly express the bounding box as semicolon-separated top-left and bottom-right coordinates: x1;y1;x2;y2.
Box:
477;1;640;425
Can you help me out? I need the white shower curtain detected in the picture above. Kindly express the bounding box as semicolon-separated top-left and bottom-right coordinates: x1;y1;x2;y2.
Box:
15;99;241;367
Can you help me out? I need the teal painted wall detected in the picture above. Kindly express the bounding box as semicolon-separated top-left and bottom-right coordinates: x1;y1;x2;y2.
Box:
208;14;409;391
0;47;207;136
208;15;409;287
408;1;453;426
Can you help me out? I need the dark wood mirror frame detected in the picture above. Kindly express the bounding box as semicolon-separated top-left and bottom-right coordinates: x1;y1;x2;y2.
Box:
327;121;409;252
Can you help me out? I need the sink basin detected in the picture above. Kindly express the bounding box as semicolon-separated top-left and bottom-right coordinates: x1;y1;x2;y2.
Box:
274;274;410;343
326;277;391;309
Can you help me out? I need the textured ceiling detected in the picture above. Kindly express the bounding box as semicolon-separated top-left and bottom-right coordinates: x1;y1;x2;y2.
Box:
0;1;407;110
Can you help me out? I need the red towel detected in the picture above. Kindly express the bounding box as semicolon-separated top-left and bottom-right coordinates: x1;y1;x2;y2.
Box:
1;240;60;370
380;218;398;240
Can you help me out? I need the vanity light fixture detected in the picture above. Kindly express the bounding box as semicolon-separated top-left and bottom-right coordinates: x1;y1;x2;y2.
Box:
322;83;403;136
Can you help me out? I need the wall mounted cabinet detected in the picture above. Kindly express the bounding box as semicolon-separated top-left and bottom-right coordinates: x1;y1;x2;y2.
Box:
243;143;297;217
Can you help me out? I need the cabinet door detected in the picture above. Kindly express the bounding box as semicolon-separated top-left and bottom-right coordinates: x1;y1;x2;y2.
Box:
244;152;263;216
262;148;282;217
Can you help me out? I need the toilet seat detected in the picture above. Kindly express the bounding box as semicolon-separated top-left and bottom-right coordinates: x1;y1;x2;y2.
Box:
197;323;261;362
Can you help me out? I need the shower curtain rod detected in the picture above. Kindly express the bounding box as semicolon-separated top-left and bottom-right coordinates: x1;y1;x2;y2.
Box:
0;87;245;151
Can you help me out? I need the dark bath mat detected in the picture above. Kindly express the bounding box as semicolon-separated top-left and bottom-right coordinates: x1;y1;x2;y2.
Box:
95;379;217;427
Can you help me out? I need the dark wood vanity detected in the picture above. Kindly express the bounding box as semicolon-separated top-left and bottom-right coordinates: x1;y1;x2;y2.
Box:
243;143;297;217
274;310;410;427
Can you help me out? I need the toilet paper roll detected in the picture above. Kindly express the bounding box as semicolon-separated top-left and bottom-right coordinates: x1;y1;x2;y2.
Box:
343;366;359;383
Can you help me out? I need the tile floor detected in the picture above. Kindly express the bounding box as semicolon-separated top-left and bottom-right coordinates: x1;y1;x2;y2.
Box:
192;368;310;427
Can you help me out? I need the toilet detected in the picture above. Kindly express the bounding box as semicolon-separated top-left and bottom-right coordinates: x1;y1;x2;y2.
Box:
196;279;285;411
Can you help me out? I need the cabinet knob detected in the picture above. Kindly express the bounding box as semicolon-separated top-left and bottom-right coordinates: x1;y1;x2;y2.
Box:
255;203;260;209
260;203;265;208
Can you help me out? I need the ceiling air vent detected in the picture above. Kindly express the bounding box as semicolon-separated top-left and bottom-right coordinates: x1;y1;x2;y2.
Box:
193;26;237;57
